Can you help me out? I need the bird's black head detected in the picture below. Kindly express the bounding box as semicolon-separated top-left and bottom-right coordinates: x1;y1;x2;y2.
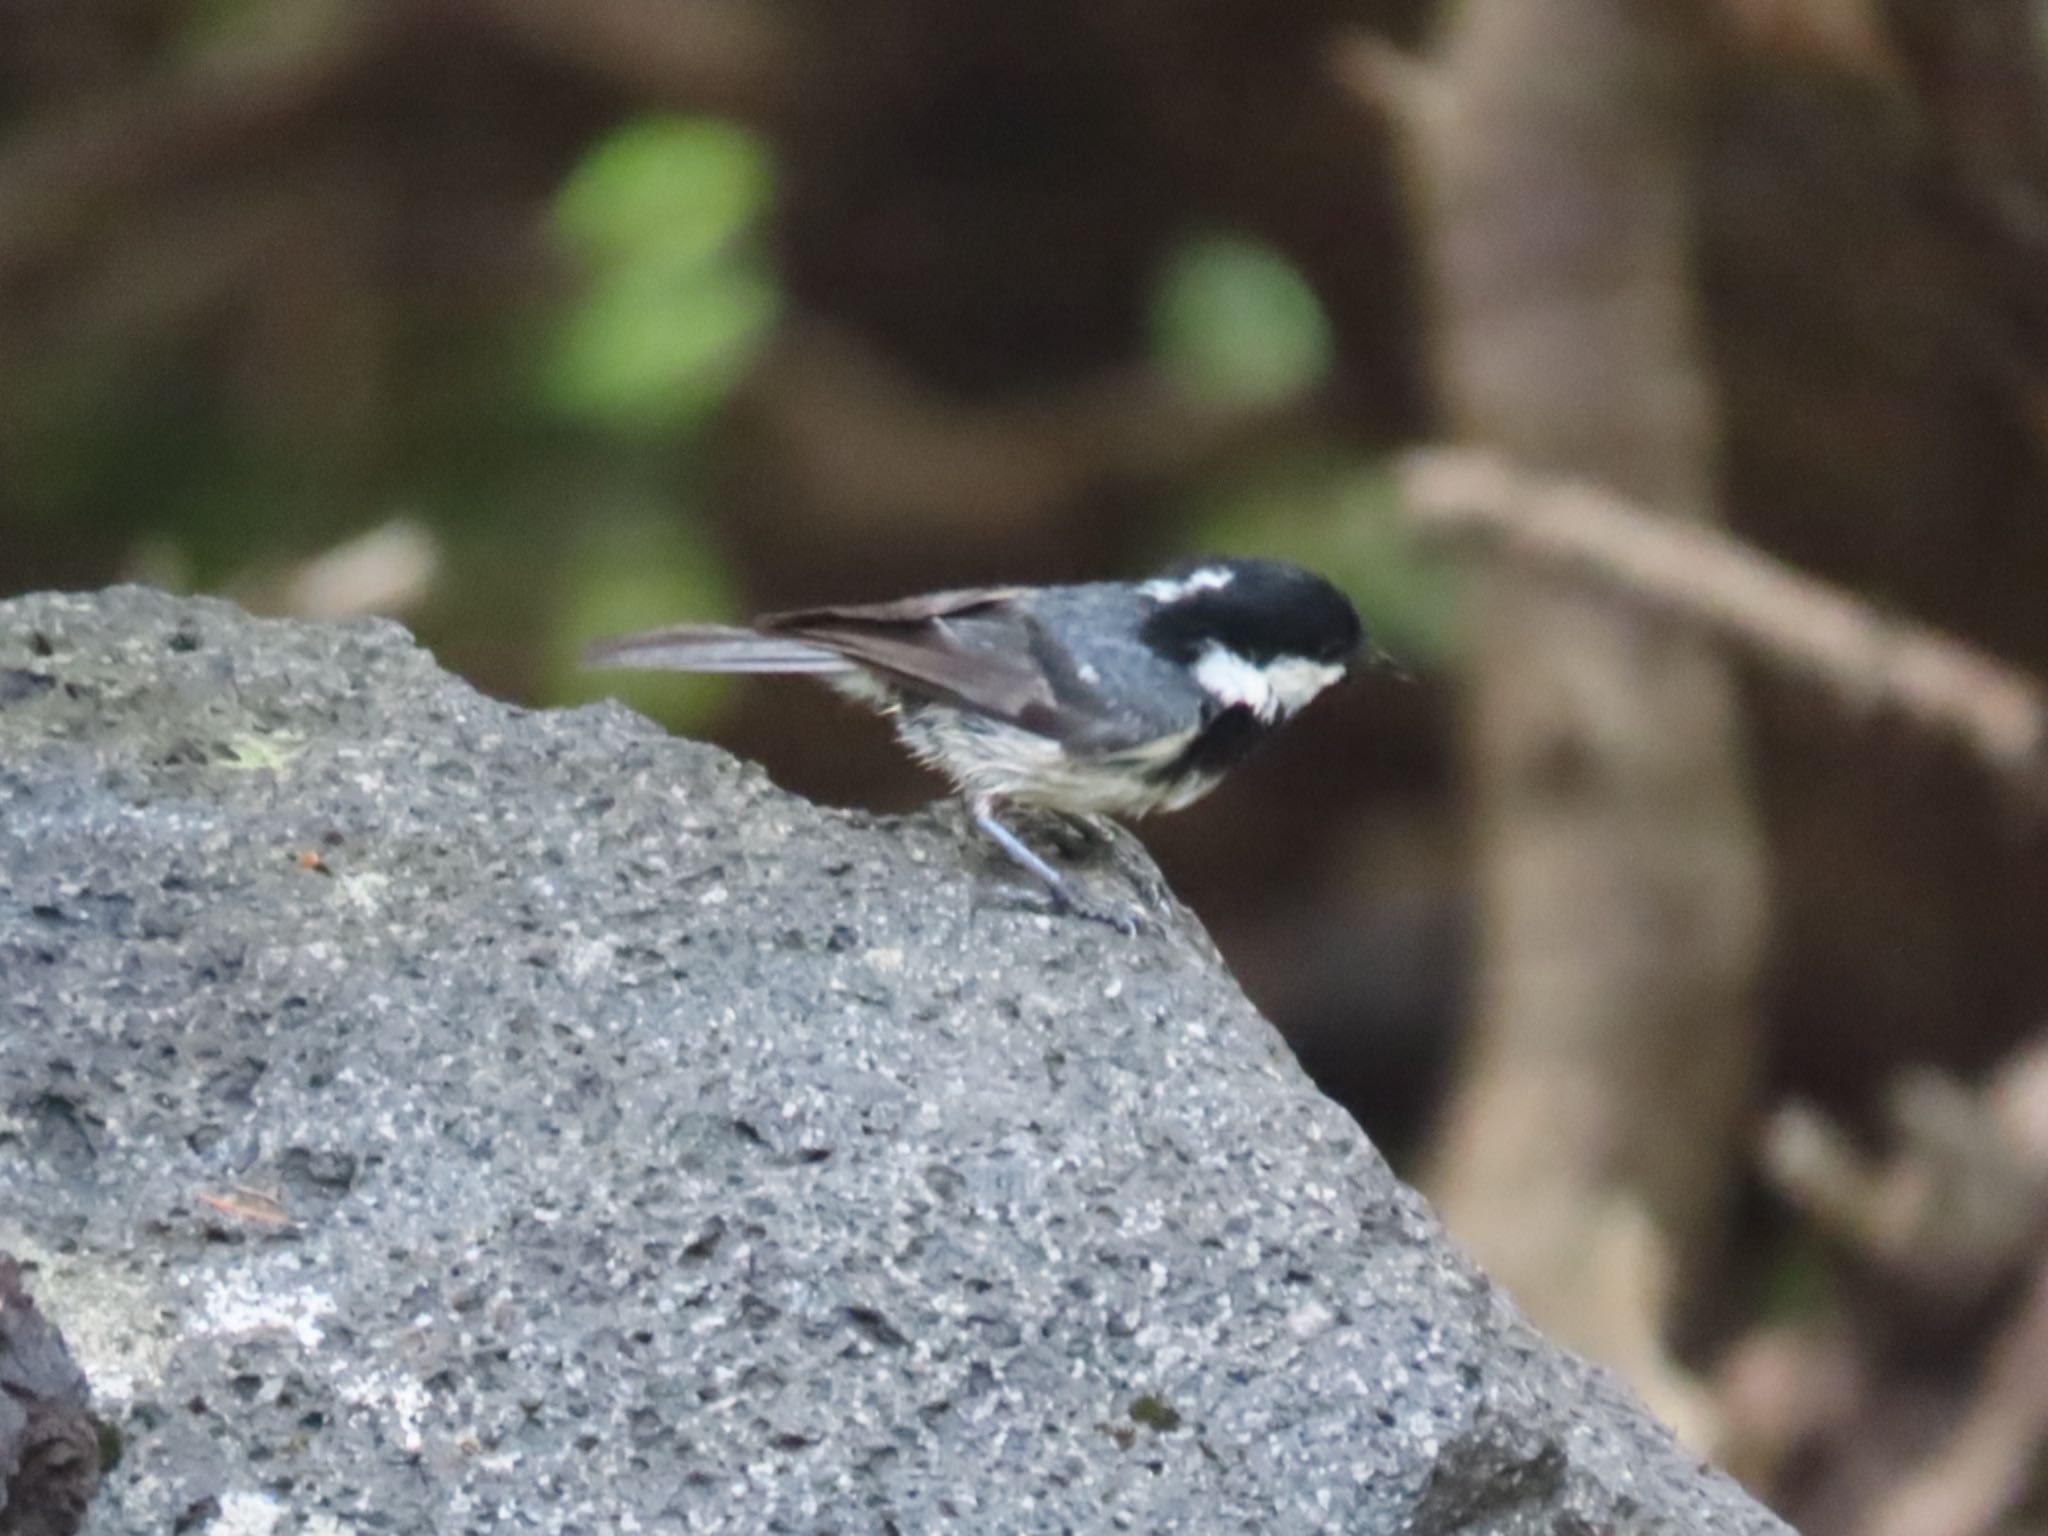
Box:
1137;557;1365;672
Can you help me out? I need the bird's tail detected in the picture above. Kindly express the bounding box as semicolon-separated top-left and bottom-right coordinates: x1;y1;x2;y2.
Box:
582;624;855;675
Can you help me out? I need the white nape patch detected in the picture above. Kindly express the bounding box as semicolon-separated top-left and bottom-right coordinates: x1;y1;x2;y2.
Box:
1193;645;1346;721
1140;567;1235;603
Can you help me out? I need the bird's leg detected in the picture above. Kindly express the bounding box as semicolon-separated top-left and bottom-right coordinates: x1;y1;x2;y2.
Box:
967;799;1083;902
967;799;1140;935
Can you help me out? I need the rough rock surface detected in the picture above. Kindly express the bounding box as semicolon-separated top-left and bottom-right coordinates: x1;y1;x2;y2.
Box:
0;588;1786;1534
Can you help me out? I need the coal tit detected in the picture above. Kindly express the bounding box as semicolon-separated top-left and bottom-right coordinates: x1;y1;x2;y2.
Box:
585;557;1365;929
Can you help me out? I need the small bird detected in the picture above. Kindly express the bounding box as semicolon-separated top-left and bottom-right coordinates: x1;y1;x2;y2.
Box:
585;557;1365;929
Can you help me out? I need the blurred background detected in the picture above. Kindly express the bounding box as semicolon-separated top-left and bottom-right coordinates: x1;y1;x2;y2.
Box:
6;0;2048;1528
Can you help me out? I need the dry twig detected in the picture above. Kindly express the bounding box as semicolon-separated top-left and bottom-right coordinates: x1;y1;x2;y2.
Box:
1747;1036;2048;1530
454;0;810;126
196;1186;292;1230
0;0;810;283
1862;1257;2048;1536
1402;448;2048;784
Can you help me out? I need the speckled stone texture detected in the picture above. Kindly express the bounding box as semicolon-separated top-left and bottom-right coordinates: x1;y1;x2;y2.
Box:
0;588;1785;1535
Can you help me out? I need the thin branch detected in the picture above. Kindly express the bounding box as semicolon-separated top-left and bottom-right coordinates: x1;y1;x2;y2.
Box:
1862;1256;2048;1536
1325;31;1448;146
1713;0;1904;82
0;11;392;283
0;0;811;285
1402;448;2048;785
451;0;813;128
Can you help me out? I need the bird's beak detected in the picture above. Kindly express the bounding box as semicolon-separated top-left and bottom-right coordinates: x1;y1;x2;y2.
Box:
1354;637;1412;684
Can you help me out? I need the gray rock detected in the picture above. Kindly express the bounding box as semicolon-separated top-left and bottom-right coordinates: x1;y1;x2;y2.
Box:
0;588;1785;1535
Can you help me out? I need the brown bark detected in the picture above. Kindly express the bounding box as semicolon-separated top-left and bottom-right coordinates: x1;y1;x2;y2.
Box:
1396;0;1770;1436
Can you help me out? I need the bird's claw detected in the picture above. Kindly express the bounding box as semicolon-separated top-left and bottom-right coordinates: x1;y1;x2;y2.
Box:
967;801;1149;936
1050;886;1146;936
984;875;1147;936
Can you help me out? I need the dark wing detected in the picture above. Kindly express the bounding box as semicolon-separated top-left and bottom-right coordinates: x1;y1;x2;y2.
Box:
760;586;1025;628
758;587;1110;740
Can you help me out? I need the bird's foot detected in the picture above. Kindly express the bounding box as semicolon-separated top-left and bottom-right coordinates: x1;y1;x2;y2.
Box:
991;876;1146;936
1045;880;1147;936
969;801;1147;936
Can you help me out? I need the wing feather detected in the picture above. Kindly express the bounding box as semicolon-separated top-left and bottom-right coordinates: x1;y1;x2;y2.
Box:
588;587;1130;749
755;586;1024;626
760;590;1135;739
582;624;854;675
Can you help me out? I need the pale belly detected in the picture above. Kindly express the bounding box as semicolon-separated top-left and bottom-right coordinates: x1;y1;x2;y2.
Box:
889;706;1218;818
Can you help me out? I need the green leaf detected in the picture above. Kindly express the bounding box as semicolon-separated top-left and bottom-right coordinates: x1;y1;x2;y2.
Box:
1151;237;1332;408
555;118;774;270
546;263;778;431
548;117;781;432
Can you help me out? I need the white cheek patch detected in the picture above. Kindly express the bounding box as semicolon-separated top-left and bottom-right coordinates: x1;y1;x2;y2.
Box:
1192;646;1345;721
1192;644;1277;720
1262;655;1347;715
1141;567;1235;603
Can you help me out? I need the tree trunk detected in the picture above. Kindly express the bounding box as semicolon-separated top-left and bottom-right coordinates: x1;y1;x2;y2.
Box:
1406;0;1771;1441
